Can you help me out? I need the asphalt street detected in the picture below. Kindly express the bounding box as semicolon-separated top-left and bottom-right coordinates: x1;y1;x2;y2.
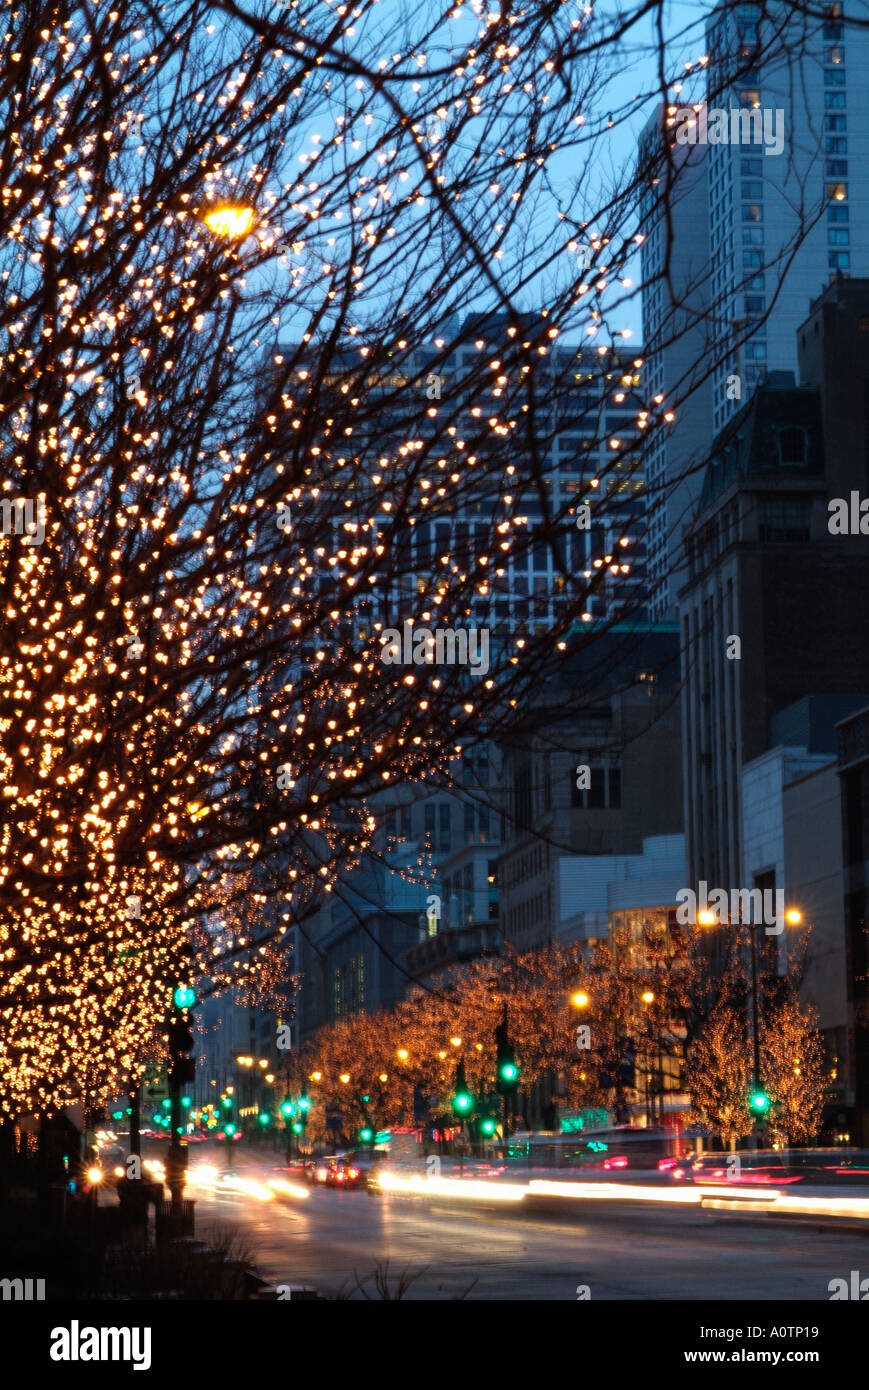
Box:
188;1157;869;1300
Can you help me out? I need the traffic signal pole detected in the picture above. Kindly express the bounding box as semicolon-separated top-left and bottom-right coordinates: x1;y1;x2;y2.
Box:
167;1066;185;1212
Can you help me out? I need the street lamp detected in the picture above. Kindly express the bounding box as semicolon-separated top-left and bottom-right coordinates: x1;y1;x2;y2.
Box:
572;991;590;1009
203;204;255;239
640;990;656;1125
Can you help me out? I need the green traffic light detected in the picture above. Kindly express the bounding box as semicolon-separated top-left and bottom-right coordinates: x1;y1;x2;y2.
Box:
259;1112;271;1126
359;1127;374;1142
455;1093;472;1112
111;1110;123;1120
181;1095;192;1108
280;1100;294;1118
162;1098;171;1108
222;1096;232;1109
750;1090;769;1111
224;1122;236;1136
291;1121;304;1134
297;1096;310;1111
173;984;196;1009
499;1061;518;1081
481;1118;496;1135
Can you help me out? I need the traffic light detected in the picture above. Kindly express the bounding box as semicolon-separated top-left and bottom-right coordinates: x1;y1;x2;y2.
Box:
297;1086;310;1114
258;1110;271;1126
480;1116;497;1137
750;1087;770;1113
495;1012;520;1095
167;1016;195;1084
280;1097;295;1120
359;1126;374;1143
452;1059;473;1116
173;984;196;1010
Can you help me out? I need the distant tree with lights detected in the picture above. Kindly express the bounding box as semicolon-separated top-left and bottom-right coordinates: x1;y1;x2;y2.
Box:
759;994;826;1147
685;1004;754;1150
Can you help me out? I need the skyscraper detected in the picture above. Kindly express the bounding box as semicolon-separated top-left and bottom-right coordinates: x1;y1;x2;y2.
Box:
640;0;869;620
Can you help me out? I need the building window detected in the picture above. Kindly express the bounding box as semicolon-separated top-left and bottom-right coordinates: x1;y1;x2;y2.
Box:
439;802;452;853
464;802;475;844
829;250;851;269
608;767;622;809
758;498;811;542
824;114;847;131
824;67;846;85
824;92;846;108
828;228;850;245
572;764;621;810
742;204;763;222
825;137;848;154
826;160;849;177
777;426;808;467
741;181;763;199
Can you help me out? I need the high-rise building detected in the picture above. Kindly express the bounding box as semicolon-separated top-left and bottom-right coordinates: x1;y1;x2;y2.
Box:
640;0;869;619
639;107;712;622
680;279;869;894
705;0;869;435
282;318;650;1033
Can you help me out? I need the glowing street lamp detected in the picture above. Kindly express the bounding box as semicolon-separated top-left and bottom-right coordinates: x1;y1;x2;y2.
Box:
785;908;802;925
572;991;590;1009
641;991;655;1004
203;204;255;238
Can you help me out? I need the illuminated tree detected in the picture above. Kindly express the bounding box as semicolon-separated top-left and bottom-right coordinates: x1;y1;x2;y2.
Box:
684;1004;754;1149
760;994;826;1147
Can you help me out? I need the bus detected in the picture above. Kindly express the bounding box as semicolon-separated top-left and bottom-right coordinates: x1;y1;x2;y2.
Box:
500;1126;695;1173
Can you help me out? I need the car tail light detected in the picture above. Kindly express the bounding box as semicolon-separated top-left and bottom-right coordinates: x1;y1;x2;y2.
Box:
347;1168;359;1179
